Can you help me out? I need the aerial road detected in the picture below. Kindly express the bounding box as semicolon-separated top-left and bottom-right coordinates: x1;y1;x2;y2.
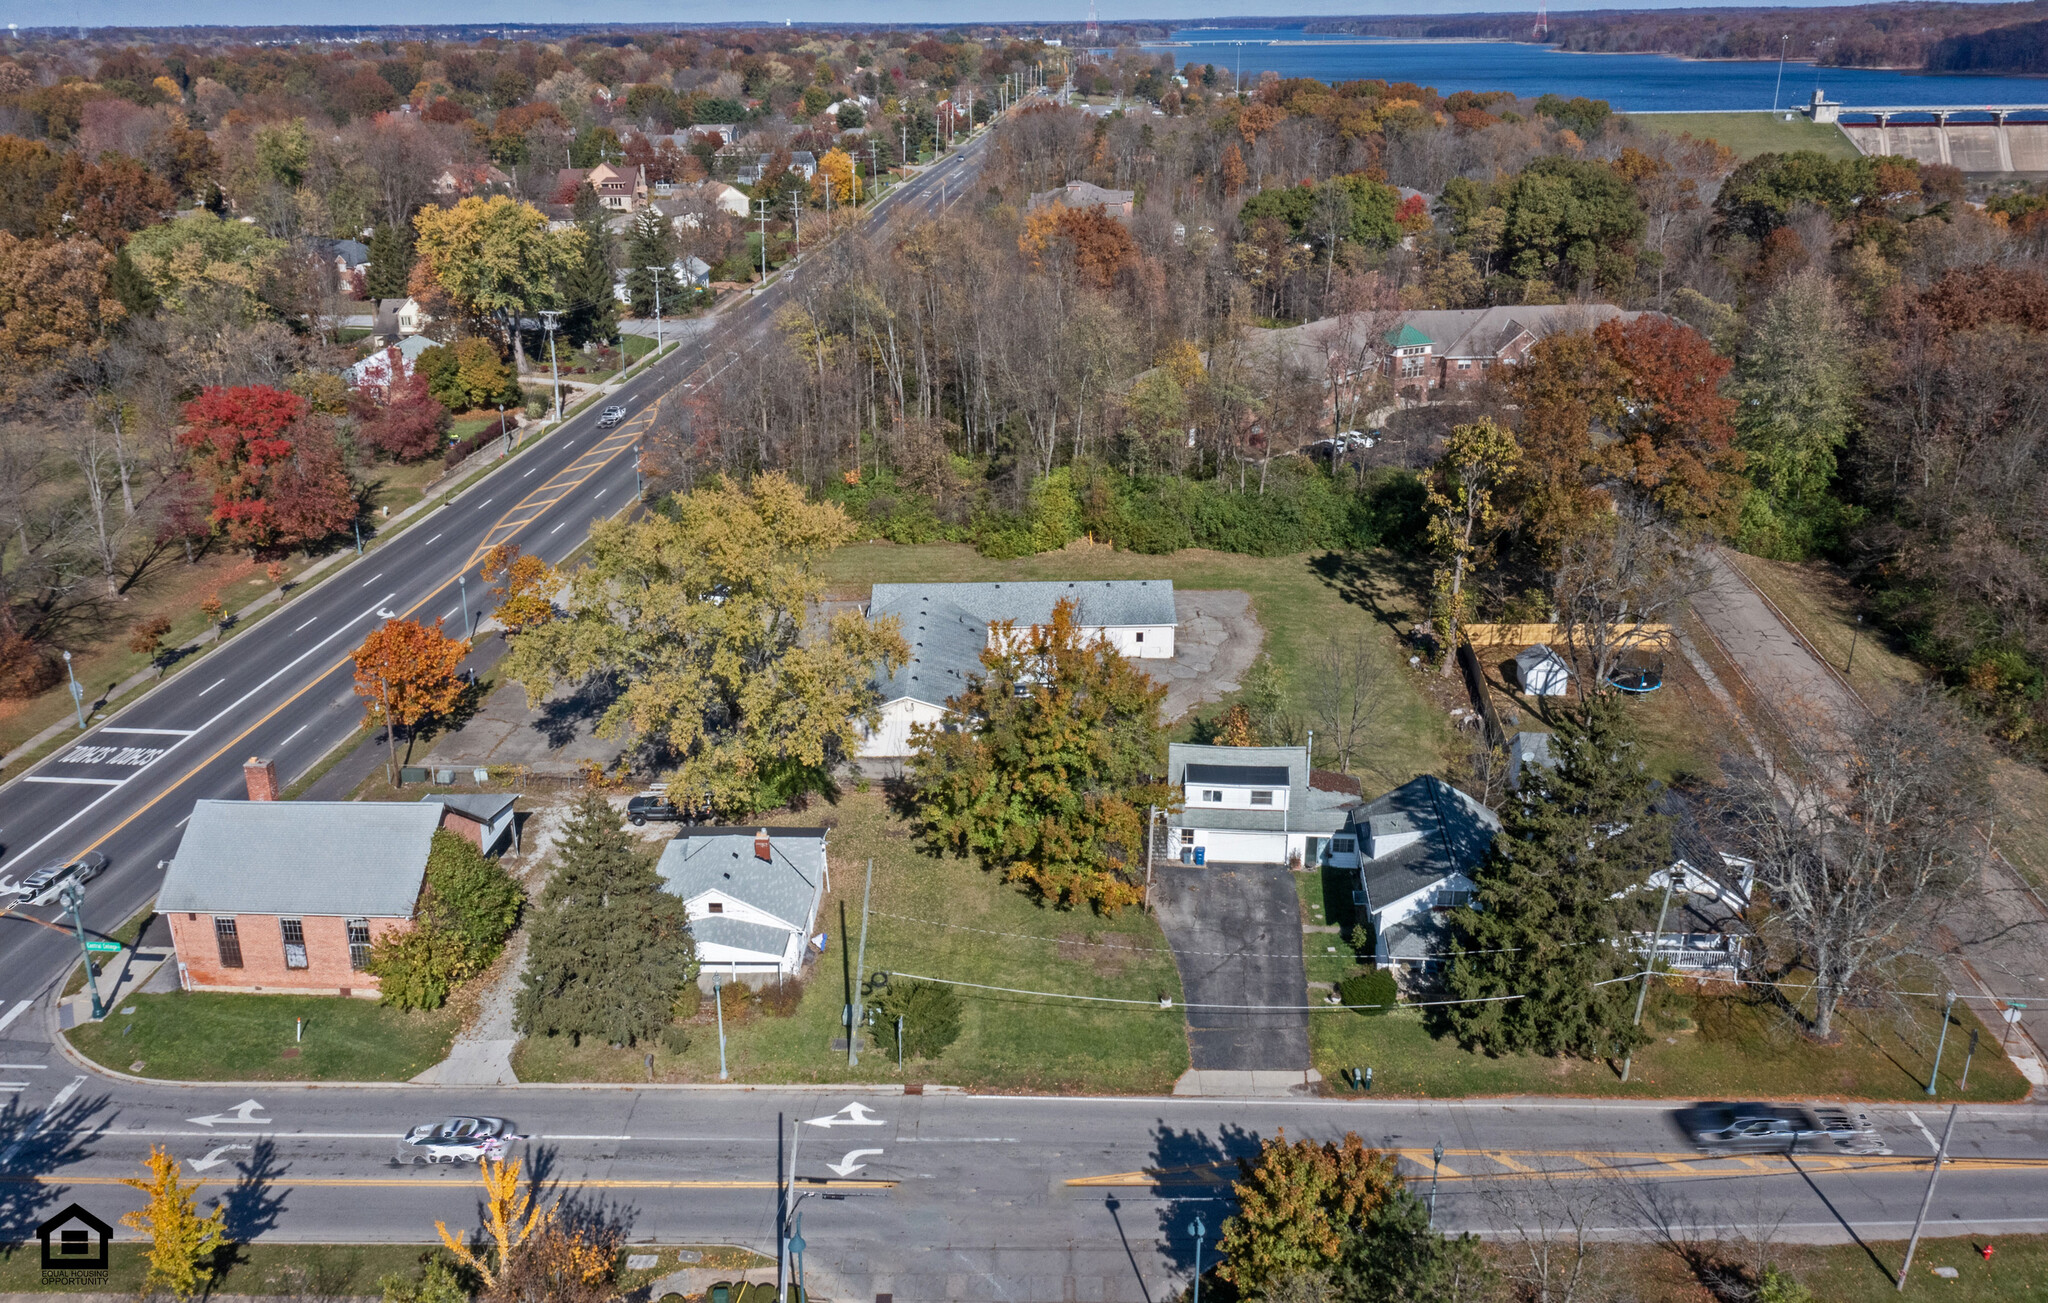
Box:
0;126;996;1030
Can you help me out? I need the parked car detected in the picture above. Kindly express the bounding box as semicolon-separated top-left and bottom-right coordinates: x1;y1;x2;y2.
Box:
397;1116;517;1164
627;794;681;826
8;853;108;907
1674;1102;1888;1155
597;405;628;427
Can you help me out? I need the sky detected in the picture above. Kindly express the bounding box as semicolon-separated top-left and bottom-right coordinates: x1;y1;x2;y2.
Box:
4;0;1964;33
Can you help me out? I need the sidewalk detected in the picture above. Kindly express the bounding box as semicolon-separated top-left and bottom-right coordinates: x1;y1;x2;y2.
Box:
1691;548;2048;1089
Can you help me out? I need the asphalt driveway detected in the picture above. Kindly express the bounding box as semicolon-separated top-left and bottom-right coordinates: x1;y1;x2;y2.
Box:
1151;862;1310;1071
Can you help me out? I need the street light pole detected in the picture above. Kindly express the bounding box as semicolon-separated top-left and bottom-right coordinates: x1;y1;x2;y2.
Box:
1429;1140;1445;1228
62;649;84;728
61;882;106;1020
1188;1212;1207;1303
849;857;875;1068
1927;990;1958;1096
457;573;473;640
539;309;562;425
754;197;770;284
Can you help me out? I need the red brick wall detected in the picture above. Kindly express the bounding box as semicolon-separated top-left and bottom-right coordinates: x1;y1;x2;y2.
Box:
167;911;411;996
442;811;484;849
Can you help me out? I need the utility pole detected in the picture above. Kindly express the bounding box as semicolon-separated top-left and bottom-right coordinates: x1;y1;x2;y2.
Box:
1927;990;1958;1096
1621;868;1678;1083
539;309;562;424
849;858;875;1068
457;573;473;639
790;189;801;260
642;265;666;353
1897;1104;1959;1291
62;649;84;728
754;197;770;284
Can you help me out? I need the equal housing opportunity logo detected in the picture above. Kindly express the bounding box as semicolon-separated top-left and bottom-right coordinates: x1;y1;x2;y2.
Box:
38;1203;111;1279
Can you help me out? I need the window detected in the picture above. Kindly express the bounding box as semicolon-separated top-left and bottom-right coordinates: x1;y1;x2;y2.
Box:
1433;887;1473;910
1250;790;1274;806
707;902;725;914
1203;789;1222;803
347;919;371;971
280;918;308;969
1180;829;1195;846
1333;837;1356;854
214;917;242;969
1400;357;1425;378
1456;360;1471;370
1134;631;1144;644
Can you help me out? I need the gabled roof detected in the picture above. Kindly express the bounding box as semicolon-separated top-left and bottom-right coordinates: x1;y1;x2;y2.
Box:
1354;775;1500;908
872;596;986;709
161;800;441;917
425;792;517;823
656;826;827;930
1168;743;1361;835
692;916;796;958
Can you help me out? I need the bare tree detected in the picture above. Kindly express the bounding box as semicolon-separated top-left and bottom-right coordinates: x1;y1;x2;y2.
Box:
1476;1162;1615;1303
1550;499;1710;690
1305;630;1384;773
1726;688;1989;1041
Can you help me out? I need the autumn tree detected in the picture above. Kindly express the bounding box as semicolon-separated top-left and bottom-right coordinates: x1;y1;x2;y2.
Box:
1217;1131;1401;1293
356;371;450;462
908;598;1167;911
815;146;861;206
122;1145;229;1302
500;473;905;816
0;233;121;399
435;1155;543;1293
177;385;358;552
1594;314;1743;529
479;543;558;633
1018;203;1136;290
413;195;584;372
1426;418;1520;675
350;617;471;759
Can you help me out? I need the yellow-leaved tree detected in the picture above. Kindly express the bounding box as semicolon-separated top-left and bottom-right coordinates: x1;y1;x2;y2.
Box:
1426;417;1521;676
412;195;585;375
500;472;907;817
814;147;861;206
121;1145;229;1302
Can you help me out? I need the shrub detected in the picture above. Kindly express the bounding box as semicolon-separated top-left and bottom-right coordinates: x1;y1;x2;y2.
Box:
759;976;804;1017
1338;969;1400;1015
359;374;450;462
660;1024;693;1055
672;983;702;1020
365;921;472;1011
1756;1266;1816;1303
423;829;523;970
869;978;962;1060
380;1258;469;1303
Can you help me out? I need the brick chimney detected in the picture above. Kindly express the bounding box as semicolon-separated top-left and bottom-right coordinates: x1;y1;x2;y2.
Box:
754;828;771;862
243;756;278;802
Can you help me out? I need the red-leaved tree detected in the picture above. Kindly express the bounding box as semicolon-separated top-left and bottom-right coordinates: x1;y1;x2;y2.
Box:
358;373;451;462
1593;315;1744;529
178;385;358;552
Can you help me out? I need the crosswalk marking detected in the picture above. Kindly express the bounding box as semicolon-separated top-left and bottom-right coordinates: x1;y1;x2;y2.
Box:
22;776;125;786
0;1002;32;1035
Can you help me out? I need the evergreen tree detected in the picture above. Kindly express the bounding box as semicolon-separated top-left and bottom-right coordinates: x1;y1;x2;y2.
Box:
621;208;681;320
365;222;415;300
562;192;618;349
515;794;697;1046
1441;692;1667;1058
108;243;159;317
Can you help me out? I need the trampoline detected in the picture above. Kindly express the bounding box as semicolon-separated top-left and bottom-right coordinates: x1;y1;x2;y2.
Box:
1608;659;1665;693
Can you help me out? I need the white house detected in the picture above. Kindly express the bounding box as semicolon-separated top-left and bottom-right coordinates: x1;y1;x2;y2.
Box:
859;580;1179;758
656;826;828;984
1351;775;1500;971
1513;644;1573;696
1165;743;1364;867
345;335;436;394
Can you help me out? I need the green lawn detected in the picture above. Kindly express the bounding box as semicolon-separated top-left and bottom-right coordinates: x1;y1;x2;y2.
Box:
1764;1233;2047;1302
816;543;1452;798
513;788;1191;1091
1311;970;2028;1102
66;991;459;1082
1628;110;1861;160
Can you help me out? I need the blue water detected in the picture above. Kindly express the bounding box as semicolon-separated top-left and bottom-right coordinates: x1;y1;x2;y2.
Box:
1152;27;2048;112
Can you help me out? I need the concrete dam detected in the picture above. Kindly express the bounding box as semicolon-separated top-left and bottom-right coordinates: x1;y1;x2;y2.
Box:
1803;91;2048;171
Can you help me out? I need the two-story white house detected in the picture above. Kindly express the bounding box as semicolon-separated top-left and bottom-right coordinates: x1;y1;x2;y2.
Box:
1350;775;1501;971
1165;743;1364;867
859;580;1179;758
655;826;828;985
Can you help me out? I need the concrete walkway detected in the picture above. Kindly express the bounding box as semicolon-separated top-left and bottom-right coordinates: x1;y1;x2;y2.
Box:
412;927;525;1086
1691;548;2048;1088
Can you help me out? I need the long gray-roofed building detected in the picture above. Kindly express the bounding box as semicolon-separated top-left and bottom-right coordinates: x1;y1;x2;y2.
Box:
859;580;1178;757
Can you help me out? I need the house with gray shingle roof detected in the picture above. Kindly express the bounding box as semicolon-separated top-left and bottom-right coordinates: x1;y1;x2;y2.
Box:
656;826;829;983
857;581;1178;758
1165;743;1364;867
1349;775;1500;971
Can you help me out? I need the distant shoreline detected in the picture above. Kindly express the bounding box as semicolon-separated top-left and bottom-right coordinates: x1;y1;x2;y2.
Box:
1156;36;2045;78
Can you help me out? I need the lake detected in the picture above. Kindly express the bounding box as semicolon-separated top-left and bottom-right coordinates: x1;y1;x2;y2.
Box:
1146;27;2048;112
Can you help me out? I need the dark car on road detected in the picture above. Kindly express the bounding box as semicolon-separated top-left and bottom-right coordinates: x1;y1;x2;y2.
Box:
1675;1101;1889;1155
627;794;681;826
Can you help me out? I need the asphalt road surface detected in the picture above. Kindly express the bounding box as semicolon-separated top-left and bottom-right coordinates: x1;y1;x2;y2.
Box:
1152;865;1311;1071
0;1065;2043;1300
0;128;995;1032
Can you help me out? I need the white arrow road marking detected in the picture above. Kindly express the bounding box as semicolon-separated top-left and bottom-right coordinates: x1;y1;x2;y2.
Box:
0;1074;84;1164
825;1148;884;1177
803;1102;885;1128
188;1099;269;1128
189;1144;253;1172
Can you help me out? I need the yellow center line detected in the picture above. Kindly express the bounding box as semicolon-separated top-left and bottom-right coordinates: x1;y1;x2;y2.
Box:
1066;1152;2048;1188
467;411;655;568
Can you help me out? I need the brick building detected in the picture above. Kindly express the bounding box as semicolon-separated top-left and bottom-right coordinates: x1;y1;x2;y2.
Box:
158;758;501;997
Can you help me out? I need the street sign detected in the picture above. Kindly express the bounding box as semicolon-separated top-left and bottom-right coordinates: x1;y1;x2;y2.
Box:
83;940;121;953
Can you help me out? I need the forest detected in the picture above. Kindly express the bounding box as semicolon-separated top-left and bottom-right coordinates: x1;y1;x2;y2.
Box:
3;23;2048;760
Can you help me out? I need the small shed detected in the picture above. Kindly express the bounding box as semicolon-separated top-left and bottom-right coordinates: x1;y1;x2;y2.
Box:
423;792;518;854
1513;644;1573;696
